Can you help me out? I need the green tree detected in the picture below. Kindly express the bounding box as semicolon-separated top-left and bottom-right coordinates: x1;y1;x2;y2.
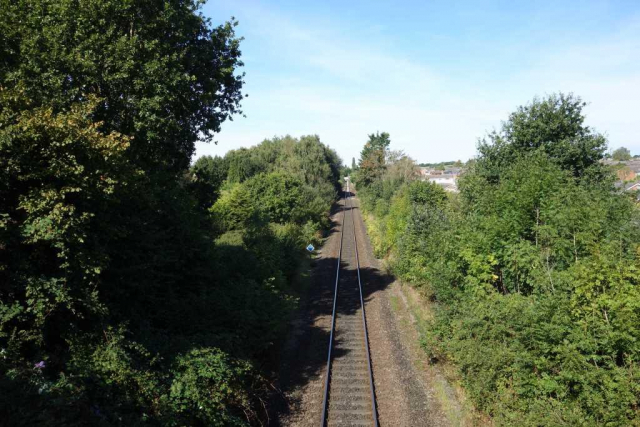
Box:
286;135;341;191
190;155;229;209
210;184;264;232
340;165;352;181
355;93;640;425
1;1;254;424
244;172;319;225
0;96;133;339
360;132;391;164
0;0;244;173
220;134;341;201
385;153;419;184
227;148;262;183
612;146;632;161
358;132;391;186
477;93;607;180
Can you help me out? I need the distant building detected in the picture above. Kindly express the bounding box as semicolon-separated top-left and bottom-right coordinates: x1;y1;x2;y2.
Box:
444;167;462;175
418;165;463;192
606;159;640;198
604;159;640;174
626;182;640;192
423;173;459;192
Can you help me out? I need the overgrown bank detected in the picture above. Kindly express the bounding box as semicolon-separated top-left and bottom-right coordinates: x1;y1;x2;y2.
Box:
353;95;640;426
0;1;341;424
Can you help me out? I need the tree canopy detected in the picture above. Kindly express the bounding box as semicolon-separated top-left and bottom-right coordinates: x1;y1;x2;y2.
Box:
477;93;607;181
0;1;342;425
358;131;391;186
0;0;244;172
355;93;640;425
612;146;632;161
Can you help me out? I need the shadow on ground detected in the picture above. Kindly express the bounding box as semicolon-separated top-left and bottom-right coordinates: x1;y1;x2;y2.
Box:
268;192;394;425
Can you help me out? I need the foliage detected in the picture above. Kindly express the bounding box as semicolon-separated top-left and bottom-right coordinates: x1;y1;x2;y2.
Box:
0;93;133;362
226;148;262;184
209;135;341;245
189;155;229;209
419;160;464;168
244;172;327;225
168;348;255;426
0;0;244;173
477;93;607;181
0;1;340;425
612;147;632;161
223;135;341;198
357;131;391;186
352;136;420;256
357;94;640;425
340;165;352;181
211;184;265;232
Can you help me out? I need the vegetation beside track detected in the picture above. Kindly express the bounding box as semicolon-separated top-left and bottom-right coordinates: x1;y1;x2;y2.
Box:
0;1;341;424
353;94;640;426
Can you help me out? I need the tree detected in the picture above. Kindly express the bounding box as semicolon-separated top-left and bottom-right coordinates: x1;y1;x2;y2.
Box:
210;183;264;232
290;135;341;190
0;94;136;398
0;0;244;173
355;93;640;425
244;172;309;225
386;153;420;184
340;165;352;180
477;93;607;180
270;135;342;199
360;132;391;165
189;155;229;209
358;132;391;186
352;157;357;170
612;147;632;161
0;2;252;423
227;148;261;183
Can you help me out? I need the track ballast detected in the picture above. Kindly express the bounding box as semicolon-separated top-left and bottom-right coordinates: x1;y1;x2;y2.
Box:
320;182;378;426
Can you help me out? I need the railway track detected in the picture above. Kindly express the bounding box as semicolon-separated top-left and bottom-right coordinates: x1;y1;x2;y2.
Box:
321;181;378;426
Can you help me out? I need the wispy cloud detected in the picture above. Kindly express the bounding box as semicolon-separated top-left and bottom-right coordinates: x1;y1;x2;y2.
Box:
197;1;640;163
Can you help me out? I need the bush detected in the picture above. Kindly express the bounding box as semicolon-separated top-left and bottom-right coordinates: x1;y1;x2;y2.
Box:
169;348;257;426
356;96;640;425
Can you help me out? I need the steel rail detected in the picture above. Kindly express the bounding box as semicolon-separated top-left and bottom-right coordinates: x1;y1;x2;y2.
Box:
320;181;378;426
320;184;347;426
348;183;379;426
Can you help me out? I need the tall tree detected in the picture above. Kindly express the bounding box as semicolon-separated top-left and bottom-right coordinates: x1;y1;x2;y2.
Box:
0;1;249;423
477;93;607;181
189;155;229;208
358;132;391;186
0;0;244;173
612;147;632;161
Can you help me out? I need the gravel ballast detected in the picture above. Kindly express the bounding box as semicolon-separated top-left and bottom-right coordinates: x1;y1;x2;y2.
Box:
274;192;465;426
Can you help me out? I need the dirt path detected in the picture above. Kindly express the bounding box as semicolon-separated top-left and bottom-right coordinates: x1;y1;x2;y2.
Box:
273;192;468;426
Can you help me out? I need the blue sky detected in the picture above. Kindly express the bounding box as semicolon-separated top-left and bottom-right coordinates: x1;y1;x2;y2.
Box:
196;0;640;164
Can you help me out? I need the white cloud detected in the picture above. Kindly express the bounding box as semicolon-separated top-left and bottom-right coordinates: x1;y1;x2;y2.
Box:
196;2;640;164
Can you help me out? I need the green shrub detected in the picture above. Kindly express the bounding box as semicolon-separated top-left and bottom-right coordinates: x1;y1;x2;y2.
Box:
169;348;256;426
356;96;640;425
